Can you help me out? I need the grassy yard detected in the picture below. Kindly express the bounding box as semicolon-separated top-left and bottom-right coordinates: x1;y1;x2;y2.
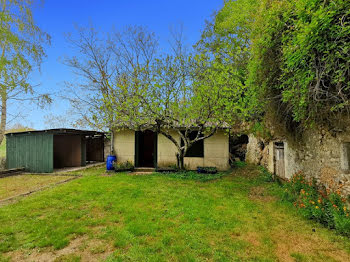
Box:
0;166;350;262
0;174;75;201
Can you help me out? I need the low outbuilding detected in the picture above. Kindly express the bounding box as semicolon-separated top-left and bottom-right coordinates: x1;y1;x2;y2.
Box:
6;129;105;173
113;128;230;171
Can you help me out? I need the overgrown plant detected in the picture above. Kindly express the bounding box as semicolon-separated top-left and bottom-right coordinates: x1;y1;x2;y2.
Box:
283;173;350;236
214;0;350;130
113;161;134;172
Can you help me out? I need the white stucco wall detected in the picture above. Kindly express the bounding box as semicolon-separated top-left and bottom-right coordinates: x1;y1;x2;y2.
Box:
113;129;135;164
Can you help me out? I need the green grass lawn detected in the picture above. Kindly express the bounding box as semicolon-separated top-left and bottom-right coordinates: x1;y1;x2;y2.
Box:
0;174;74;201
0;166;350;261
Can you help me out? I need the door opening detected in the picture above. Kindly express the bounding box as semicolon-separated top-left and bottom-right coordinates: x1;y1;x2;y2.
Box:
274;142;285;178
135;130;157;167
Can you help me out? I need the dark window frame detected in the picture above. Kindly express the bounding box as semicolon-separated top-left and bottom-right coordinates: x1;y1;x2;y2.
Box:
180;131;204;158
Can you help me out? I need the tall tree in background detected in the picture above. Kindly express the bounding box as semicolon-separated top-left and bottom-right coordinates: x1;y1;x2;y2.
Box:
0;0;51;144
194;14;259;129
63;25;158;130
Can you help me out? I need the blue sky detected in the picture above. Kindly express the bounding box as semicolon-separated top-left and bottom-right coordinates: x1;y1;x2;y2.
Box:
13;0;224;129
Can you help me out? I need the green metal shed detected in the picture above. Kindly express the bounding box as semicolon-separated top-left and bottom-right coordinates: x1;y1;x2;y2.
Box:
6;129;105;173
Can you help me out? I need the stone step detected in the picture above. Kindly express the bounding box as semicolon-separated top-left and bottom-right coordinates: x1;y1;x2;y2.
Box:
134;167;155;172
131;172;154;176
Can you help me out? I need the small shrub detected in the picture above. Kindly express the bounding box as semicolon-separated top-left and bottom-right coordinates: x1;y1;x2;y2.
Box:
113;161;134;172
197;166;218;174
157;164;179;173
259;166;275;182
233;161;247;168
283;173;350;236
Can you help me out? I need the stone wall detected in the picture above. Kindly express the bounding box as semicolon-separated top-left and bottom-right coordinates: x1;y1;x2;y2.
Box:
246;129;350;196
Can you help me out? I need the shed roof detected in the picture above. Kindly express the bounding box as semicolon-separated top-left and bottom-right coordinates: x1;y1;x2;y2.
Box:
5;128;105;137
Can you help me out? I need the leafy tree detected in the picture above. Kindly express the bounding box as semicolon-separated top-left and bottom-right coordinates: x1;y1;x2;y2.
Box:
194;5;261;130
65;26;229;169
0;0;51;144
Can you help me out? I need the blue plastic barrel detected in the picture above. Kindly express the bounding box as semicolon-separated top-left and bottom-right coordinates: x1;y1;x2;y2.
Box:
106;155;117;170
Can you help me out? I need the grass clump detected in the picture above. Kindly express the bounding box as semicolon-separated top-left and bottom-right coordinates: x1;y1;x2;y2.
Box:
259;166;275;182
233;161;247;168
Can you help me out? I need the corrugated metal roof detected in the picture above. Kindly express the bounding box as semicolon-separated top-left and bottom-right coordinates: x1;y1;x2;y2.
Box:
6;128;105;137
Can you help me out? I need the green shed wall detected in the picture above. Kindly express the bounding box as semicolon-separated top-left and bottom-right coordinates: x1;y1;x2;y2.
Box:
6;133;54;173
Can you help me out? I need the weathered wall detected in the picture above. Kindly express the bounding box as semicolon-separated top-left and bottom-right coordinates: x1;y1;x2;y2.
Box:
246;129;350;196
113;129;135;164
245;135;261;165
158;129;230;171
203;130;230;171
157;130;179;167
296;128;350;195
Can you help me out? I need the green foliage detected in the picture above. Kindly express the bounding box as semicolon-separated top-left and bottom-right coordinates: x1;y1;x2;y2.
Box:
233;160;247;168
279;0;350;124
250;122;272;140
195;4;262;126
197;166;218;174
259;166;275;183
0;0;51;144
0;0;50;92
113;161;134;171
283;173;350;236
214;0;350;129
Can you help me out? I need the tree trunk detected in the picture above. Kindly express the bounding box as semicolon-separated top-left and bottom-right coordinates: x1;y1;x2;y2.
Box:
0;91;7;145
176;150;185;170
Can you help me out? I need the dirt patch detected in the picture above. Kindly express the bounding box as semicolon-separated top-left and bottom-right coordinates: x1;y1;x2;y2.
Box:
249;186;276;202
273;231;350;262
230;231;261;246
242;231;261;247
5;235;114;262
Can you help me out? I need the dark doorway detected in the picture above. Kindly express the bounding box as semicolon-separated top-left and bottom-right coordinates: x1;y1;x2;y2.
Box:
135;130;157;167
229;134;249;165
53;135;82;168
86;136;104;163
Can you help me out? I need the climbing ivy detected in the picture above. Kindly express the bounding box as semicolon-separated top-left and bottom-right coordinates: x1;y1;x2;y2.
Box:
214;0;350;129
